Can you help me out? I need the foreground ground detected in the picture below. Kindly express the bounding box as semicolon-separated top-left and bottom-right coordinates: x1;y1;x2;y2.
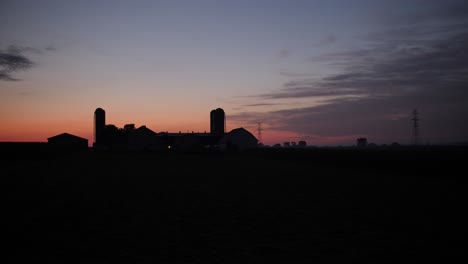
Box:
4;147;468;263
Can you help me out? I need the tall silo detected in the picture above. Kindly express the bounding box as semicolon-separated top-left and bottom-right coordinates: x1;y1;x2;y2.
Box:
94;108;106;145
210;108;225;135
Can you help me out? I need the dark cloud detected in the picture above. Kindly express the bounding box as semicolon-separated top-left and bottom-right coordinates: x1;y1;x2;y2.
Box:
0;45;35;81
258;87;363;99
0;44;56;81
235;27;468;144
279;31;468;101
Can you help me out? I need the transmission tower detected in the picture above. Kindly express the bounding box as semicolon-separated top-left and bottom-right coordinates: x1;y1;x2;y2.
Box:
412;109;420;145
257;122;263;144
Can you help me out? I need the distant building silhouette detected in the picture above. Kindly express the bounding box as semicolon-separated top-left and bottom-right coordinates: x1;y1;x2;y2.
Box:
128;125;164;150
94;108;105;146
48;133;88;150
124;124;135;132
210;108;225;135
412;109;420;146
357;137;368;147
219;127;258;151
93;107;256;151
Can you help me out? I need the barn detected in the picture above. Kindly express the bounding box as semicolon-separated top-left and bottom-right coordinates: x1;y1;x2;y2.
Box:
219;127;258;151
47;133;88;150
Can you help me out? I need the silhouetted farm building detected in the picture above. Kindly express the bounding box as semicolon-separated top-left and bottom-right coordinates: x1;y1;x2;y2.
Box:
48;133;88;150
357;137;368;147
219;127;258;151
93;107;257;151
94;108;105;145
128;125;164;150
210;108;225;135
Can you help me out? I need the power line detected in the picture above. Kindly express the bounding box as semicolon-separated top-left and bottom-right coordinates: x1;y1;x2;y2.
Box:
412;109;420;145
257;122;263;144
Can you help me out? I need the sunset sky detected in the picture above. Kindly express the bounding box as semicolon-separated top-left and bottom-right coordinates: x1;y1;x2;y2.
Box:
1;0;468;146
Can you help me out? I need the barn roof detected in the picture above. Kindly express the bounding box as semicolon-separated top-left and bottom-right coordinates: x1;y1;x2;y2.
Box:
134;125;158;135
223;127;258;141
228;127;256;137
47;133;88;141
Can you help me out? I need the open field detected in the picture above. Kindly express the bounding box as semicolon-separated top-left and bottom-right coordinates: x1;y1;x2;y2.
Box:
4;147;468;263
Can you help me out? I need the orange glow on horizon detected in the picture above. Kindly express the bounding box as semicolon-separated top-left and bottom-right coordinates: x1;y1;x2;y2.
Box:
1;106;359;147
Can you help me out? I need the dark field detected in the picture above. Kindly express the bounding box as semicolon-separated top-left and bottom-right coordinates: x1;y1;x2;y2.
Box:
4;147;468;263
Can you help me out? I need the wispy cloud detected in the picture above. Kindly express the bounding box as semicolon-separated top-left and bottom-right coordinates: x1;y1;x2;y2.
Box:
233;21;468;144
0;45;35;81
0;44;56;81
273;30;468;102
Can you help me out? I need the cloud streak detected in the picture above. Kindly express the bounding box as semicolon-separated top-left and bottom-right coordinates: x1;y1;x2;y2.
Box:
233;22;468;144
268;29;468;102
0;45;35;81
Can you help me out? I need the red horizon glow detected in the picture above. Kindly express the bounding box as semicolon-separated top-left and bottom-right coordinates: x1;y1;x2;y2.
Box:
0;119;359;147
0;108;360;146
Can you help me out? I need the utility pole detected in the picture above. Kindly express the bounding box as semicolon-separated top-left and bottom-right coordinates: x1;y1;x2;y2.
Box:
257;122;263;144
412;109;420;146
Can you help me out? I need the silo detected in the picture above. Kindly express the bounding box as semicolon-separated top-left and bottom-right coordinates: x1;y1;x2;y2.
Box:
210;108;225;135
94;108;106;145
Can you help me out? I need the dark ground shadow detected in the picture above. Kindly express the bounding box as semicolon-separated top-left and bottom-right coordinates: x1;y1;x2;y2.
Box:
4;146;468;263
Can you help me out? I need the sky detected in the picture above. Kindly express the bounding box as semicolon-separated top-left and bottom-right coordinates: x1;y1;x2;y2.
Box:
1;0;468;146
